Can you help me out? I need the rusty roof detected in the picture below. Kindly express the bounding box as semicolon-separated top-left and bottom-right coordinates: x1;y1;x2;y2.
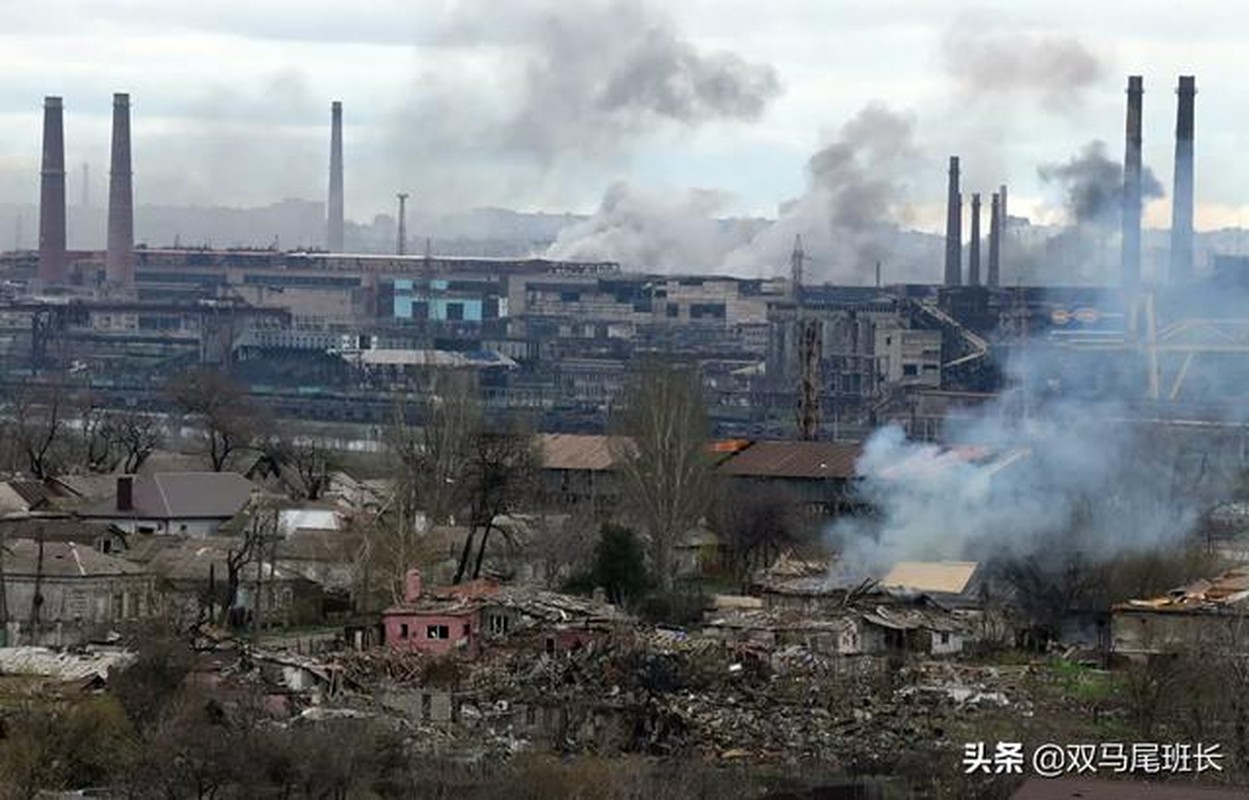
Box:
716;440;863;480
535;433;622;472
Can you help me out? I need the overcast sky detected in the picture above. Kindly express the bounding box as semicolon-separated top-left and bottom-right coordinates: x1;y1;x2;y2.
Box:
0;0;1241;232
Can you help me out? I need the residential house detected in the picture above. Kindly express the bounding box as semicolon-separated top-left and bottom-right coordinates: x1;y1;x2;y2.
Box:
534;433;621;516
1113;566;1249;657
382;569;624;656
2;538;157;646
0;480;62;514
715;440;865;518
80;473;256;535
142;537;325;628
0;517;129;556
383;570;482;655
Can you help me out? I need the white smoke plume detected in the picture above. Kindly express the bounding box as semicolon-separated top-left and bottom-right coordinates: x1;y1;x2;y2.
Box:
548;104;928;280
723;104;921;281
832;338;1232;578
544;182;762;272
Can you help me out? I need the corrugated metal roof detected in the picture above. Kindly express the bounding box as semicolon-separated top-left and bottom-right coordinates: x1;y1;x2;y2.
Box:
880;561;979;595
716;440;863;479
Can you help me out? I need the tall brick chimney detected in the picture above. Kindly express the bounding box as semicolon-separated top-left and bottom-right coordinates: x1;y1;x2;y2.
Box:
943;156;962;286
1169;76;1196;283
968;192;981;286
1121;76;1144;292
327;100;344;252
37;97;67;285
106;93;134;288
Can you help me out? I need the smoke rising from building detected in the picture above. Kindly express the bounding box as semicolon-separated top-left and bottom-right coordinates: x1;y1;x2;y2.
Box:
545;182;758;271
723;104;920;280
832;342;1226;577
1037;140;1163;228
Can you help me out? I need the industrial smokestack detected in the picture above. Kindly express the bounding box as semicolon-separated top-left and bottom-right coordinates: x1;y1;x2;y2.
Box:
988;192;1001;287
944;156;962;286
1121;76;1143;292
37;97;67;285
1169;76;1195;283
396;192;409;256
327;100;344;252
106;92;134;287
968;192;981;286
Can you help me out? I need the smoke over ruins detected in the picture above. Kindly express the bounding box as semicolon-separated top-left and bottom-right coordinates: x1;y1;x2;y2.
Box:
832;338;1230;580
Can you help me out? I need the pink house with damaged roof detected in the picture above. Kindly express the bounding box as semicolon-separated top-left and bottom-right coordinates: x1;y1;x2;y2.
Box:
382;569;491;655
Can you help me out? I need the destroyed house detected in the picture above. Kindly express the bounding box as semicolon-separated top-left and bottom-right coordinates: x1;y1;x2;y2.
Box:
382;569;623;656
143;538;326;628
878;560;986;609
2;538;158;646
1113;566;1249;656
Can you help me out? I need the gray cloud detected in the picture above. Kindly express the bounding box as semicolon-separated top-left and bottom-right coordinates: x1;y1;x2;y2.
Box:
427;0;781;163
942;27;1105;110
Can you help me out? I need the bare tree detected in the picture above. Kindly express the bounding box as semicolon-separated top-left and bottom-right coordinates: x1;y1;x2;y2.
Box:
716;484;806;589
264;429;336;500
167;369;263;472
386;371;477;528
454;428;540;583
612;362;715;591
9;379;73;479
106;409;164;474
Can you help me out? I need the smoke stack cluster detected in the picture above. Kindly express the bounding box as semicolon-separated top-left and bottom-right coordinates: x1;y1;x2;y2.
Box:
944;156;962;286
37;96;67;284
327;101;344;252
106;93;134;287
1169;76;1195;283
1121;76;1144;293
968;193;981;286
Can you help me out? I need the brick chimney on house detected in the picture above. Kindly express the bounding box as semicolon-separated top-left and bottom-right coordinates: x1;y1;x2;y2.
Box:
116;475;134;512
404;568;422;604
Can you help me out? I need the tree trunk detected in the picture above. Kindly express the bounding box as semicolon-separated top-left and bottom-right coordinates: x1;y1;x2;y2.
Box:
472;521;494;580
453;529;476;584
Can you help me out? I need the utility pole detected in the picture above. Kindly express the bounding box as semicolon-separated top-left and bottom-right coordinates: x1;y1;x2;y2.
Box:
396;193;409;256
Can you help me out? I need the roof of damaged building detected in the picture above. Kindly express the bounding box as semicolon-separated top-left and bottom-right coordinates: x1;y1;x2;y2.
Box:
1118;565;1249;613
4;538;144;578
145;537;302;584
716;440;863;480
880;561;980;595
